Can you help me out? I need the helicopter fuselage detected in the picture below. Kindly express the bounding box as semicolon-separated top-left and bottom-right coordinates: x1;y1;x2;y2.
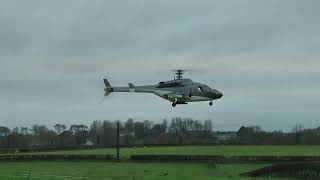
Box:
104;78;223;106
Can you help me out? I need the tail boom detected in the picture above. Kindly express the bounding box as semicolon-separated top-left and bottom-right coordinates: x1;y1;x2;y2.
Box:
103;78;154;96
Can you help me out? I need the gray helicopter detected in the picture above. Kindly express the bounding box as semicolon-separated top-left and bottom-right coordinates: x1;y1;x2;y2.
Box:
102;70;223;107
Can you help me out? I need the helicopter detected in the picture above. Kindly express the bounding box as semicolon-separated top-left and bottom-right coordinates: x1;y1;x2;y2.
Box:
102;70;223;107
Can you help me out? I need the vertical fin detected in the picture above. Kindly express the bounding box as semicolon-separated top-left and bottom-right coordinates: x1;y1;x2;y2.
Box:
128;83;135;92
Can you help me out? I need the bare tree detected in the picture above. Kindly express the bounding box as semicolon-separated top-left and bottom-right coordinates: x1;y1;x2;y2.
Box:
78;125;88;131
31;125;39;136
20;127;29;135
0;127;10;137
54;124;64;134
292;124;303;143
70;125;80;134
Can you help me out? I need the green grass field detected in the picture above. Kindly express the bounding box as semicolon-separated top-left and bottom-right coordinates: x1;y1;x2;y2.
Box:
2;146;317;179
16;145;320;159
0;162;293;180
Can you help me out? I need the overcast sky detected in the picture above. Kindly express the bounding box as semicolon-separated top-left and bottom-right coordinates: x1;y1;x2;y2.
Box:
1;0;319;131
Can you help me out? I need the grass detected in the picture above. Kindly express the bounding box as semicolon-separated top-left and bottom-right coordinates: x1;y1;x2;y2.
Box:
0;146;311;179
0;162;294;180
13;145;320;159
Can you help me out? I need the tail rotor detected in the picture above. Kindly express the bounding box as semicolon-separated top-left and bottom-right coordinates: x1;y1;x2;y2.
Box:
99;78;112;104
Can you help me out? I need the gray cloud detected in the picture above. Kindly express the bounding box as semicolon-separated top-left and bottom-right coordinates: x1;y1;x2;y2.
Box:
0;0;320;131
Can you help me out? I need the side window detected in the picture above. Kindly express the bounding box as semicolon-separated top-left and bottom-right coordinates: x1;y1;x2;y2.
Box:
197;86;203;92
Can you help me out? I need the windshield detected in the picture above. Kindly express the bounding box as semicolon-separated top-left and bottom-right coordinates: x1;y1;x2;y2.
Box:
196;86;203;92
196;85;211;92
203;85;212;91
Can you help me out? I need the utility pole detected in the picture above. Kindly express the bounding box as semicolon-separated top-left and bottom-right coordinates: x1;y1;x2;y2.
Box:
116;121;120;161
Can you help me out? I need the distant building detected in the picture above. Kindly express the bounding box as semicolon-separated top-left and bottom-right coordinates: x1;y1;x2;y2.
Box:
84;139;94;146
213;131;237;141
119;129;135;137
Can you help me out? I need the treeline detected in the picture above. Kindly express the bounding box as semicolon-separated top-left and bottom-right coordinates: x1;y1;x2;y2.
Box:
0;118;214;148
1;119;320;149
236;124;320;145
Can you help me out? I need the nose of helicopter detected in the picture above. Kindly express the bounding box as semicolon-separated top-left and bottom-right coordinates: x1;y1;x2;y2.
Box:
212;89;223;99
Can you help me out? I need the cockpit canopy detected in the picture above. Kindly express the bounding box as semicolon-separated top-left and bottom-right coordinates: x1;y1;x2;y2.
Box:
195;85;212;92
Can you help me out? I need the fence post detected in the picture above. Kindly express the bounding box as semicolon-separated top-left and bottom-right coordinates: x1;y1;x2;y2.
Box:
116;121;120;161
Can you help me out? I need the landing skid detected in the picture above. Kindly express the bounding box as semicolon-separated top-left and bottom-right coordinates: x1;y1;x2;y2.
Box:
172;98;188;107
172;101;212;107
